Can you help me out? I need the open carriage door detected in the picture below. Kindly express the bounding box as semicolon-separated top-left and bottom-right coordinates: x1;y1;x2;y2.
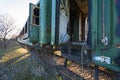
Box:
29;3;39;43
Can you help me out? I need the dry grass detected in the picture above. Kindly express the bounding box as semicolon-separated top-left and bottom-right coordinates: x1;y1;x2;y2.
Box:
0;47;46;80
0;48;29;63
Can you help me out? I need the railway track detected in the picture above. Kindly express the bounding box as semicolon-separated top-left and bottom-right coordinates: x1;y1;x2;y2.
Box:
28;47;112;80
30;49;83;80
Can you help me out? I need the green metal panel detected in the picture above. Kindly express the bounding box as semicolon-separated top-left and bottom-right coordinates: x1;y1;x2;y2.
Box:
30;25;39;42
91;0;98;49
51;0;56;45
29;3;39;43
91;0;120;72
39;0;52;44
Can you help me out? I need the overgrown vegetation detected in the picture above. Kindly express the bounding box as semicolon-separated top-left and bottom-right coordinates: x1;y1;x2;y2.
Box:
0;47;48;80
0;47;64;80
0;38;19;51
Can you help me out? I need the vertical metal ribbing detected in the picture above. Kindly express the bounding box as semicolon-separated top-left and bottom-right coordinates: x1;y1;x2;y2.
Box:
101;0;109;46
39;0;51;44
51;0;56;45
102;0;105;38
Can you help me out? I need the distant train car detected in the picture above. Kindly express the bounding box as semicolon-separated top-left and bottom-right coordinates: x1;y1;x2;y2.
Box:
17;18;32;46
18;0;120;79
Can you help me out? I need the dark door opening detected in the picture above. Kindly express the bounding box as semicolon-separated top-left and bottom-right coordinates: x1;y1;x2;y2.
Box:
68;0;88;42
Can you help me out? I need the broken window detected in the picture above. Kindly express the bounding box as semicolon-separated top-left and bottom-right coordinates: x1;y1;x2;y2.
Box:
32;7;39;25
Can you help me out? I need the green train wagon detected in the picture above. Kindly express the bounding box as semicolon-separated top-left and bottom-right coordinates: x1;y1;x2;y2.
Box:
26;0;120;79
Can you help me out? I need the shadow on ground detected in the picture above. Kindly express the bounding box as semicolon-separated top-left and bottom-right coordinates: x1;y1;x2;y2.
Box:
0;47;47;80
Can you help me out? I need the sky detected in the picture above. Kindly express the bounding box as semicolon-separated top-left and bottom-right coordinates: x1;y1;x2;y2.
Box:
0;0;39;37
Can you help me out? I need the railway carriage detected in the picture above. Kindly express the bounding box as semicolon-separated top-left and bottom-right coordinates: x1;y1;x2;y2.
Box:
18;0;120;79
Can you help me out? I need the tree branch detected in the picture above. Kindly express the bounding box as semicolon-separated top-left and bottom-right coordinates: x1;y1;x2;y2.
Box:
0;13;16;40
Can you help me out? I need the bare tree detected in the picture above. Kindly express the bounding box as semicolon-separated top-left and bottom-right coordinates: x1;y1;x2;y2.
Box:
0;14;16;41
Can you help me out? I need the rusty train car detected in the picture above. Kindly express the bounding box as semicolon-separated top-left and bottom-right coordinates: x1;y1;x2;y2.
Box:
18;0;120;79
